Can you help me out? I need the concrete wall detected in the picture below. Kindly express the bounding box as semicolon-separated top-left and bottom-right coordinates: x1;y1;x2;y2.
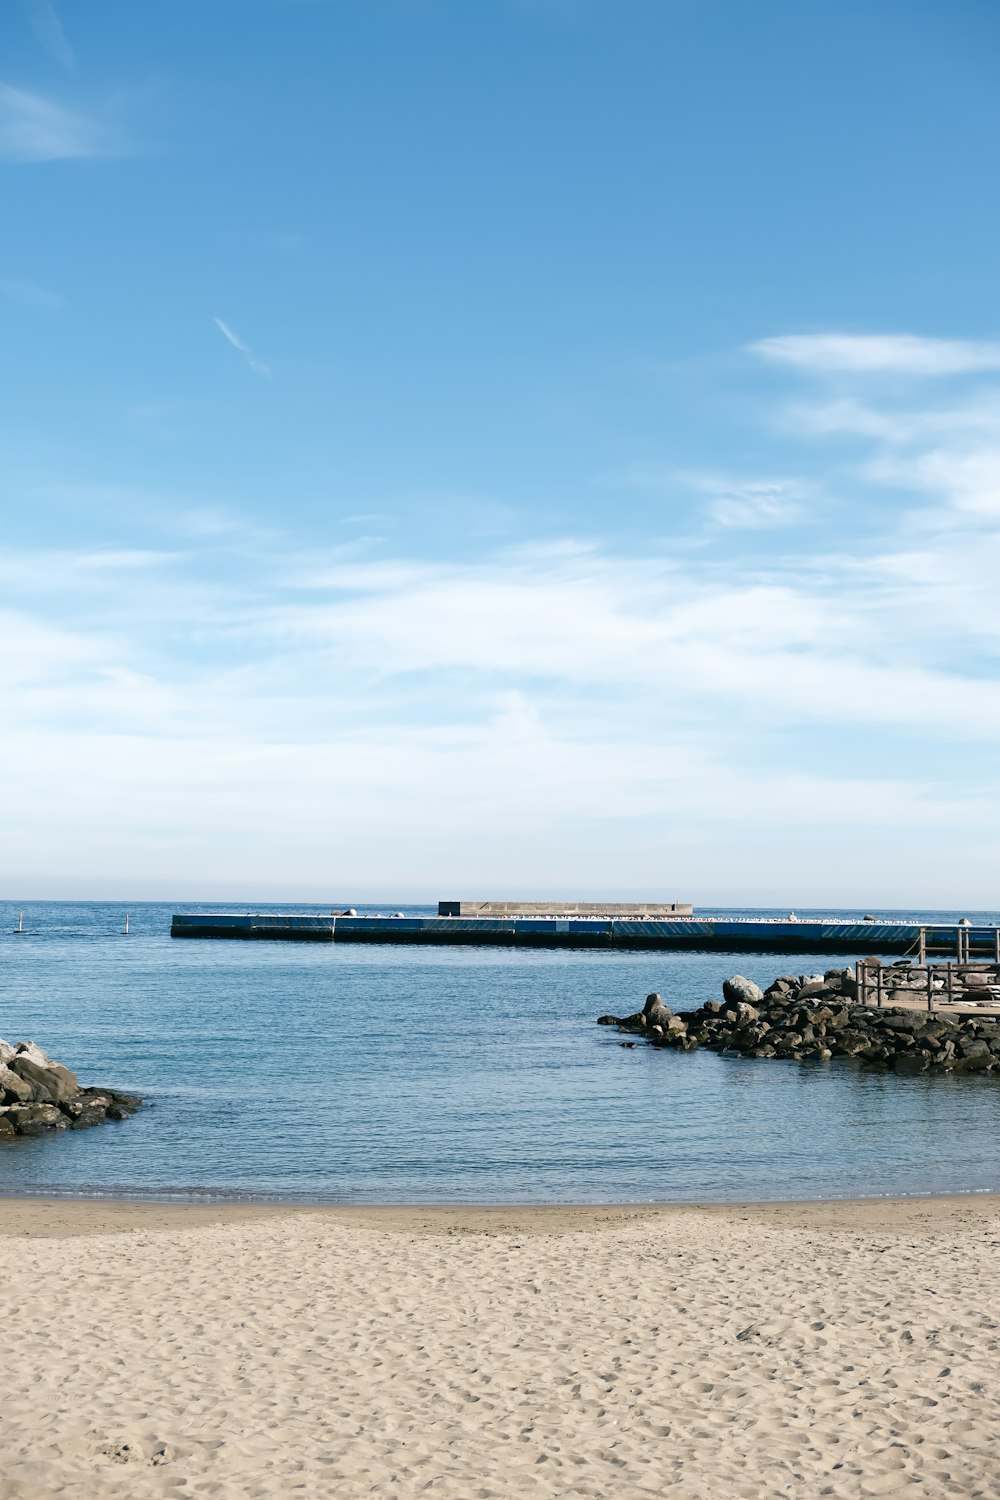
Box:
437;901;694;918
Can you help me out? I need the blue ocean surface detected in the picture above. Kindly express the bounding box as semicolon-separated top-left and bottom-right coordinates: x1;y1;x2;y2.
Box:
1;901;999;1205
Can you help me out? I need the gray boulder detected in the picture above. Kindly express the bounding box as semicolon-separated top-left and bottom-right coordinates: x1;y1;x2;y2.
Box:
9;1054;79;1104
722;975;764;1007
642;993;675;1029
0;1063;33;1102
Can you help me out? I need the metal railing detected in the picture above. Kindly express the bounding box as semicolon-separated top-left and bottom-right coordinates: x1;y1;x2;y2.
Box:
858;958;1000;1012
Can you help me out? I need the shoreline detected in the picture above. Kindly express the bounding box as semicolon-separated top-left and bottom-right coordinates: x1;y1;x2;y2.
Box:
3;1188;998;1238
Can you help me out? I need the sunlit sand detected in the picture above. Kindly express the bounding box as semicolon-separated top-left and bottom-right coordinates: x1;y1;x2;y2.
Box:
1;1194;997;1497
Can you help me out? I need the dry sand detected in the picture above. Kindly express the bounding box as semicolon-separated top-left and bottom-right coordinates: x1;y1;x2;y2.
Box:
1;1194;998;1498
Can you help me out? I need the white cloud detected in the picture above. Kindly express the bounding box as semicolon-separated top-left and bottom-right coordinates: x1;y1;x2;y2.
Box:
11;329;1000;899
23;0;76;72
869;445;1000;519
213;317;272;378
0;84;111;162
752;334;1000;377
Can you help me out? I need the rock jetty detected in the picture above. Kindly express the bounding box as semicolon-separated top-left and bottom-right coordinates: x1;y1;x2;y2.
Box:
598;967;1000;1074
0;1038;141;1139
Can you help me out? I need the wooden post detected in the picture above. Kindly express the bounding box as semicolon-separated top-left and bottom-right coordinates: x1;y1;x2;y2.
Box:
927;963;934;1013
876;967;883;1008
947;962;953;1006
918;927;926;964
994;927;1000;964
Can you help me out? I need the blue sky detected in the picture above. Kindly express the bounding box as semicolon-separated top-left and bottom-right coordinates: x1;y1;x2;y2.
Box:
3;0;1000;903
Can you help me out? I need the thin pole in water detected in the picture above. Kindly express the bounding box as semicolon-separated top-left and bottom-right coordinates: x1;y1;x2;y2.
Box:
14;910;24;934
123;912;130;935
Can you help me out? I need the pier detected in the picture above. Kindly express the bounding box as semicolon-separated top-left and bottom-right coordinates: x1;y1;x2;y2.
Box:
170;912;1000;956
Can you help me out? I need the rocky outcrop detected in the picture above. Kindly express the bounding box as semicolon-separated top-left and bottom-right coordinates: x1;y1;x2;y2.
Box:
598;972;1000;1075
0;1039;141;1140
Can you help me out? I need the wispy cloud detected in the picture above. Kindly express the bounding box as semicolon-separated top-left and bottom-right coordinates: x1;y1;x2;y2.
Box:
213;317;272;378
752;333;1000;378
10;329;1000;900
23;0;76;73
0;84;111;162
0;274;60;308
679;472;809;529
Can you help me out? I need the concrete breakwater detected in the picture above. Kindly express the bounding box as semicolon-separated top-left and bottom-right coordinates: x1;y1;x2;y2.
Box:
170;911;1000;956
0;1038;141;1140
600;967;1000;1074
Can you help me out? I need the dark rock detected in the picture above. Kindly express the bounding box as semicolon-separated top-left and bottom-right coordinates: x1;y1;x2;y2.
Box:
953;1052;994;1073
0;1063;34;1103
63;1094;111;1126
9;1055;79;1105
70;1105;110;1128
956;1038;992;1061
104;1098;137;1122
879;1014;921;1033
643;994;675;1030
7;1102;68;1135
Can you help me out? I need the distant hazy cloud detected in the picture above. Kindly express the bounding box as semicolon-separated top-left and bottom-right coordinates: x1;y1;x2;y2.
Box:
752;334;1000;377
213;317;272;378
23;0;76;72
0;84;111;161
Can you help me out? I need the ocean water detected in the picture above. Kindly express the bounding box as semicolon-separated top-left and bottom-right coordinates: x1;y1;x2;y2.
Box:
1;901;999;1205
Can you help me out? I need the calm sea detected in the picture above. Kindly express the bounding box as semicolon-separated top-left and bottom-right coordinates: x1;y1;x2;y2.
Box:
1;901;999;1205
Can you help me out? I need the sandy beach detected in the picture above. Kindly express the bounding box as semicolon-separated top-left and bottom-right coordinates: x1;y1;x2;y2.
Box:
0;1196;996;1498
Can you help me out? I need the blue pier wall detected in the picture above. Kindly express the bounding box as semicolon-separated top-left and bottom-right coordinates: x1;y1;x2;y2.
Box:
170;913;335;941
170;913;1000;956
